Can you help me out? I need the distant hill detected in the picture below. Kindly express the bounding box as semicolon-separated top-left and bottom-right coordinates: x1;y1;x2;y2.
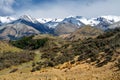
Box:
54;22;79;35
65;25;103;41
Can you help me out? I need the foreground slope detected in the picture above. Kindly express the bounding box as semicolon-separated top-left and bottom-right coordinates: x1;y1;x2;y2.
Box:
0;60;119;80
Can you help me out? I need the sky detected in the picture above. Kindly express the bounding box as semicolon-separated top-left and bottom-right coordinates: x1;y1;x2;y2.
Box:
0;0;120;18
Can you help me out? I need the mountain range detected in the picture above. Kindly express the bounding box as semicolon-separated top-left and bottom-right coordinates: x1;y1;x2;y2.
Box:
0;15;120;80
0;15;120;40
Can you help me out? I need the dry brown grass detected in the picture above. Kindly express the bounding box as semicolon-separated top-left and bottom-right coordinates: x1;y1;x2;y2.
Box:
0;41;21;53
0;61;120;80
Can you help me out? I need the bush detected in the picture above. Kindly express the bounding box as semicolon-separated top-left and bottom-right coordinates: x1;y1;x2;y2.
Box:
0;51;34;70
115;59;120;70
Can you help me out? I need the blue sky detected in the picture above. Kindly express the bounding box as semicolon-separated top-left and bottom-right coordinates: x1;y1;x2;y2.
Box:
0;0;120;18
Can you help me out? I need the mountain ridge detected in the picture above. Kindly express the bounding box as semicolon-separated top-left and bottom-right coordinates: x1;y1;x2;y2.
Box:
0;15;120;40
1;15;120;28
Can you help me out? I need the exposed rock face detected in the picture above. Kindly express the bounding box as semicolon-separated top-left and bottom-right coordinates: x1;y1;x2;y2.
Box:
0;23;40;40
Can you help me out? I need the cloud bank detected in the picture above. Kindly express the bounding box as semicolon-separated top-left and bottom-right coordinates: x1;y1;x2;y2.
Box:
0;0;120;18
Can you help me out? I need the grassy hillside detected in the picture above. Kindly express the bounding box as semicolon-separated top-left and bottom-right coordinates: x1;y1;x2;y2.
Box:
8;28;120;71
0;40;35;71
0;51;34;70
0;41;21;53
29;28;120;72
0;62;120;80
0;28;120;80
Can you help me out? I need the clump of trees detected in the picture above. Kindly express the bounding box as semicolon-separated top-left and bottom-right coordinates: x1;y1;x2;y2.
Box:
10;35;48;50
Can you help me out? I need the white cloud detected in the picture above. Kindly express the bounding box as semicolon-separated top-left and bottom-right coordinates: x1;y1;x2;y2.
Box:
0;0;120;18
0;0;15;16
78;0;120;18
15;0;120;18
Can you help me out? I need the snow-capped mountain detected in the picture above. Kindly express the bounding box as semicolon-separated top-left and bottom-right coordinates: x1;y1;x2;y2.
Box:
59;15;120;30
1;15;119;29
0;15;120;39
20;15;40;23
37;18;53;23
90;16;120;30
0;16;16;24
62;15;120;26
37;18;63;23
44;18;63;28
37;18;63;28
0;15;54;40
61;16;85;27
53;15;120;35
100;15;120;23
109;21;120;29
11;15;53;34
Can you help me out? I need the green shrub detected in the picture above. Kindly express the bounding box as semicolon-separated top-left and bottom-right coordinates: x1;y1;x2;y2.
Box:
10;36;48;50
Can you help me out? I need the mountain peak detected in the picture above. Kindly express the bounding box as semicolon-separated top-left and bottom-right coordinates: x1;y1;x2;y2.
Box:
100;15;120;22
0;16;16;23
20;15;37;23
37;18;53;23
